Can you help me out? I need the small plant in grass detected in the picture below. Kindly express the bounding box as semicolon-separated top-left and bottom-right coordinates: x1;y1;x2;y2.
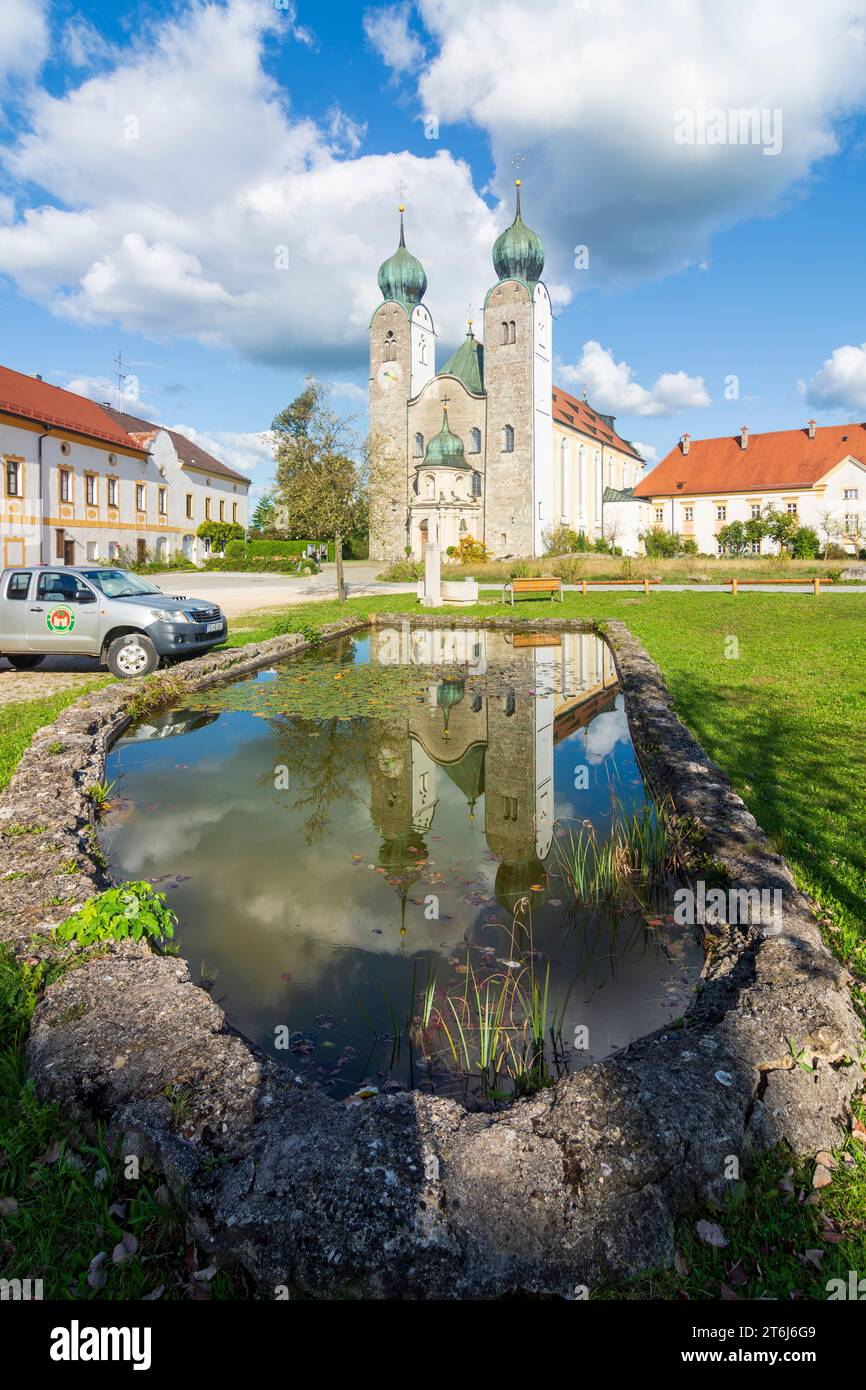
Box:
54;882;177;953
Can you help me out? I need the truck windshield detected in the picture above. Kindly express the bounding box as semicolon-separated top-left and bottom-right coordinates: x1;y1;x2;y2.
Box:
78;570;163;598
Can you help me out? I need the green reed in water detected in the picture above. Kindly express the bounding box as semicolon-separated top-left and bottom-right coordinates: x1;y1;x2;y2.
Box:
555;793;687;908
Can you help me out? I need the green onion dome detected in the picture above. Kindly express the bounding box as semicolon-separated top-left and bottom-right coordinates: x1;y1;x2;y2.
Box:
423;406;471;470
492;180;544;285
377;206;427;310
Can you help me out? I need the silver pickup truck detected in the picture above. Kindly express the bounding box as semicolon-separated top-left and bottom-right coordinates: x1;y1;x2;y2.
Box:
0;566;227;678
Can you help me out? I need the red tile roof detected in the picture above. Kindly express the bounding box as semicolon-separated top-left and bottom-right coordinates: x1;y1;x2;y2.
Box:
103;407;251;486
634;422;866;497
552;384;644;461
0;365;148;453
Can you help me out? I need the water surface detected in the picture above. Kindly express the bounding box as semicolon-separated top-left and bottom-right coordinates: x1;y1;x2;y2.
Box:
101;624;701;1102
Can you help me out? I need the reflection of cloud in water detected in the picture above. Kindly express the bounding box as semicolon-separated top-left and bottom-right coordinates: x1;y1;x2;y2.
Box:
583;697;630;764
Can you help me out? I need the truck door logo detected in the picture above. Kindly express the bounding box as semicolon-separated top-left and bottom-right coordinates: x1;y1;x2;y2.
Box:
46;605;75;634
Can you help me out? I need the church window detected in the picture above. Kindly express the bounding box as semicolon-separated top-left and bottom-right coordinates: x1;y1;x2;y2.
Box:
501;321;509;345
414;432;424;457
471;471;482;497
384;331;397;362
508;320;516;344
424;474;435;499
459;518;467;531
503;424;514;452
418;335;427;364
578;446;585;512
469;427;481;453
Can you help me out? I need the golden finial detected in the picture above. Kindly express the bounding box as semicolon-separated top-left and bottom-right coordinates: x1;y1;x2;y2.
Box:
515;178;522;187
398;203;405;212
467;317;474;330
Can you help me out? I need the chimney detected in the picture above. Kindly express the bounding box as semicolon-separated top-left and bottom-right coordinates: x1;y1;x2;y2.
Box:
680;432;690;455
807;419;816;439
739;426;749;450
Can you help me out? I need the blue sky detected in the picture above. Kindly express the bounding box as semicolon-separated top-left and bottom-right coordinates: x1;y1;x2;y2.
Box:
2;0;866;501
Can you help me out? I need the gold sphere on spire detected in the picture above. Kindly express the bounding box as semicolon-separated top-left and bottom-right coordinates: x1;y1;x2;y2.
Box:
398;203;405;212
515;178;522;187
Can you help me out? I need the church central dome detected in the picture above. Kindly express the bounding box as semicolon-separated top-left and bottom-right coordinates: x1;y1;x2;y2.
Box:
377;206;428;310
423;406;471;470
492;180;544;285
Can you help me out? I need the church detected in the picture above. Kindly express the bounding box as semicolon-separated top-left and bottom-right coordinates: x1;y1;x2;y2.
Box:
368;183;645;562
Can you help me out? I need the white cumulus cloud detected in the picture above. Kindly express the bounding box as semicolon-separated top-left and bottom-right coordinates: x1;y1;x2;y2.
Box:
804;343;866;413
363;3;425;73
412;0;866;285
559;341;711;418
0;0;495;366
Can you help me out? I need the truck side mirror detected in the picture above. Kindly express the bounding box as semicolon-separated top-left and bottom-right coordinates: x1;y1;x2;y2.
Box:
75;588;96;604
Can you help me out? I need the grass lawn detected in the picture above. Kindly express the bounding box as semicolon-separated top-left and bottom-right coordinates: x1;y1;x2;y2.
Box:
2;588;864;1299
0;682;109;790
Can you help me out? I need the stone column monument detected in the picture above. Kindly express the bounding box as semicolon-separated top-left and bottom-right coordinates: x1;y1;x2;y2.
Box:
420;542;441;607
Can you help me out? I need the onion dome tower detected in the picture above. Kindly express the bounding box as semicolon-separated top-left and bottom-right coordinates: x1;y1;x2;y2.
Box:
423;405;470;470
377;205;428;310
492;180;545;286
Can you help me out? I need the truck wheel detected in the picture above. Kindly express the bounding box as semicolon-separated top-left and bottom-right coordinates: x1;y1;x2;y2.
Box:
5;654;45;670
106;633;160;679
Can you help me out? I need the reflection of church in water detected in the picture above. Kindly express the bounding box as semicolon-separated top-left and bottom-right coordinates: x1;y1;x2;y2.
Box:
367;627;619;916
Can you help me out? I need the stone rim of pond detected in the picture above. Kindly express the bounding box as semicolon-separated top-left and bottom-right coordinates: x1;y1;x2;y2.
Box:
0;613;860;1298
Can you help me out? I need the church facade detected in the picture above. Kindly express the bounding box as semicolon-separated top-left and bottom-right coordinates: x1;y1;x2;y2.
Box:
368;184;645;562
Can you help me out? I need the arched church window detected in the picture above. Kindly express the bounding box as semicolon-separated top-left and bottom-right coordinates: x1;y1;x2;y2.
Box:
501;321;509;345
503;424;514;452
424;474;435;499
471;471;482;497
418;335;427;364
508;320;516;344
469;427;481;454
414;432;424;457
459;518;467;532
384;331;397;362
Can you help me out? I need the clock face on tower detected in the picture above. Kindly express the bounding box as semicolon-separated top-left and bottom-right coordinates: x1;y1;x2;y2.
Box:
377;361;403;388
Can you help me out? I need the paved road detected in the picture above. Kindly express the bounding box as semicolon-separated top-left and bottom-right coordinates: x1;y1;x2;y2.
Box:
155;563;412;617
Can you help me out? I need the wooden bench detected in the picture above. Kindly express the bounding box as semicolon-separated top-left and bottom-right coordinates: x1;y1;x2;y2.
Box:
728;577;832;594
503;575;564;606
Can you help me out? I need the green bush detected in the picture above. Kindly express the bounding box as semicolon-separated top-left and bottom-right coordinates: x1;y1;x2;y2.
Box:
203;556;312;574
54;882;176;953
791;526;820;559
643;527;680;558
376;558;423;581
543;525;585;557
196;520;245;553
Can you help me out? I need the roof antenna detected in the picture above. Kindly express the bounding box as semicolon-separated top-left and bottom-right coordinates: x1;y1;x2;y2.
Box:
113;347;126;411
